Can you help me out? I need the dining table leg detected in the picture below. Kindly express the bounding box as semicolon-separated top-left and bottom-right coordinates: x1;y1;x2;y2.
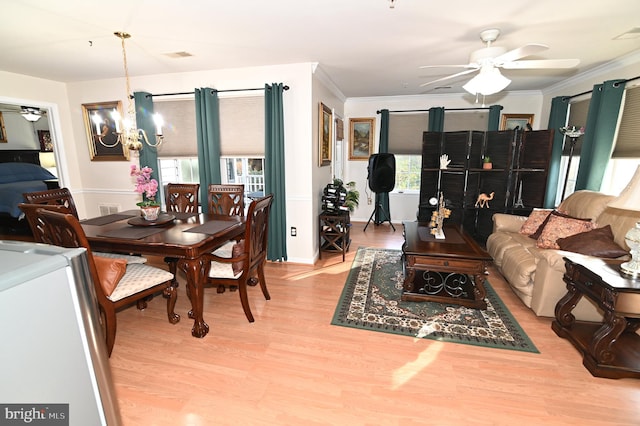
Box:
179;257;211;338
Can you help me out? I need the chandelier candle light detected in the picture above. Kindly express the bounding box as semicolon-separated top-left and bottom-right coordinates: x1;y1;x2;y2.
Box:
131;165;160;221
92;32;164;152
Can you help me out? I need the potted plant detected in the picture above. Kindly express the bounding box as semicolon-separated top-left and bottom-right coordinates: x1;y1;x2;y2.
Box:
483;156;493;170
130;165;161;220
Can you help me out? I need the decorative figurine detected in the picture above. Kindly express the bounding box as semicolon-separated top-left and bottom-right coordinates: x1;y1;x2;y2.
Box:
429;192;451;239
475;192;495;208
514;181;524;208
439;154;451;169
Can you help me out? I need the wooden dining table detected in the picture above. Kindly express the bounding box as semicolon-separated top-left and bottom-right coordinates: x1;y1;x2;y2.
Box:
80;209;245;338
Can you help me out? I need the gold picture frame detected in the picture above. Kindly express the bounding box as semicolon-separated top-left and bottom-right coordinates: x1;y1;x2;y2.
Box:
0;112;7;143
318;102;332;167
82;101;129;161
349;117;375;160
501;113;534;131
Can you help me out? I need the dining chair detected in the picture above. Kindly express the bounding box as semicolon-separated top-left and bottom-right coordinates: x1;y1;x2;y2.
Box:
165;183;200;214
33;208;180;356
207;184;245;217
23;187;79;217
21;189;147;264
204;194;273;322
164;183;200;286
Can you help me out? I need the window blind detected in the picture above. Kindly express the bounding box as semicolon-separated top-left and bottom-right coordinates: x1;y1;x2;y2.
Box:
153;95;265;157
443;110;489;131
612;85;640;158
388;112;428;155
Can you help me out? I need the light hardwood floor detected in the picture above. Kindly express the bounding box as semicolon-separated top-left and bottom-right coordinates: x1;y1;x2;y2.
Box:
28;223;640;425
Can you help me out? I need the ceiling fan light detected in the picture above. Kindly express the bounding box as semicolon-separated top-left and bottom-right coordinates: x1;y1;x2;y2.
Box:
463;67;511;96
20;107;42;122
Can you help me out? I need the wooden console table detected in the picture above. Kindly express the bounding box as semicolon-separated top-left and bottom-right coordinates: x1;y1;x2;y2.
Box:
552;256;640;379
401;221;491;309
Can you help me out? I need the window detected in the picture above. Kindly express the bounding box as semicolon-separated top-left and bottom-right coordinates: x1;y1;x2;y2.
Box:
221;156;265;195
394;155;421;192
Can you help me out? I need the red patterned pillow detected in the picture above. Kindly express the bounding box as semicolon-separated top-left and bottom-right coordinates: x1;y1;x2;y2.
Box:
536;214;596;249
519;209;553;236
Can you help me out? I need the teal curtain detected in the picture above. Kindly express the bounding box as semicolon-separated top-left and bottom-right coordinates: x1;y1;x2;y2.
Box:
374;109;391;224
194;88;222;213
487;105;503;131
134;92;159;185
264;83;287;261
544;96;570;207
428;107;444;131
575;79;626;191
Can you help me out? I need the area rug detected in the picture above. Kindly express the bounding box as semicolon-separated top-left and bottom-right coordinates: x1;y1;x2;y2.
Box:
331;247;538;353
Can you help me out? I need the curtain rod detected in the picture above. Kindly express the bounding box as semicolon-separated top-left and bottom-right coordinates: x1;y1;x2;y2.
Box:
146;85;290;98
566;75;640;100
376;106;490;114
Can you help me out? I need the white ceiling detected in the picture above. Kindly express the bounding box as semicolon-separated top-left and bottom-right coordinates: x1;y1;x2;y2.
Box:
2;0;640;98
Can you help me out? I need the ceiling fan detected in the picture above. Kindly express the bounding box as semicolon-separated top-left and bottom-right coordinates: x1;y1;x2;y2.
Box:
419;28;580;95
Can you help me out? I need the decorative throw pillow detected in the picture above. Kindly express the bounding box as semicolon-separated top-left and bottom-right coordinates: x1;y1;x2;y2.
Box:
529;209;572;240
536;214;596;249
231;240;245;275
557;225;628;258
94;256;127;296
519;208;553;236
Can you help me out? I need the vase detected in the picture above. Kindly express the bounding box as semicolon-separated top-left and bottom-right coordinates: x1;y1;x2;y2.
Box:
140;205;161;221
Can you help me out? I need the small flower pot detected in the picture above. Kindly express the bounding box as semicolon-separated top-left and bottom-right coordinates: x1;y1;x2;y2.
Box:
483;162;493;170
141;206;161;221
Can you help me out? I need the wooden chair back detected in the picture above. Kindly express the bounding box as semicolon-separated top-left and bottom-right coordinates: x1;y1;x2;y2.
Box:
207;184;245;217
22;188;79;218
18;203;74;243
165;183;200;214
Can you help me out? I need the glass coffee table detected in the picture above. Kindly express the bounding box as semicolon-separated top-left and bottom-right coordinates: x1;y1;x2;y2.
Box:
401;221;492;309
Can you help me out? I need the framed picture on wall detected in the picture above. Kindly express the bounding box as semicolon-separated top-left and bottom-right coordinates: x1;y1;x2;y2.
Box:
38;130;53;152
82;101;129;161
318;102;332;167
501;113;534;131
0;112;7;143
349;117;375;160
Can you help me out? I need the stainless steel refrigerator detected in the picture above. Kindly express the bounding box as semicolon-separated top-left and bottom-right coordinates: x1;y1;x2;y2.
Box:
0;240;121;425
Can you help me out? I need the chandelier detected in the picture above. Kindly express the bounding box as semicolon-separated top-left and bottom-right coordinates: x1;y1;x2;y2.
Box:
94;32;164;152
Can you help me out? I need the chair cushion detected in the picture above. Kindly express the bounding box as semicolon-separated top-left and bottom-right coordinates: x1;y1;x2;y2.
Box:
556;225;628;258
94;256;127;296
107;264;174;302
209;241;243;280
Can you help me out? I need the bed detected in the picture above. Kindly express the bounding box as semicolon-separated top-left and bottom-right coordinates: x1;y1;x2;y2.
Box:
0;150;58;232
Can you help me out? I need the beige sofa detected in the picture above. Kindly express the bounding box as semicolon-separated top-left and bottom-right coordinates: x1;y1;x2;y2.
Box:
486;190;640;322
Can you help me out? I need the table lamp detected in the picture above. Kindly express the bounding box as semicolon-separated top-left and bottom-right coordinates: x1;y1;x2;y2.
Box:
608;165;640;278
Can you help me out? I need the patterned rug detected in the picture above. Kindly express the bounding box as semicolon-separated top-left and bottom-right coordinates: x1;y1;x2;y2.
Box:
331;247;538;353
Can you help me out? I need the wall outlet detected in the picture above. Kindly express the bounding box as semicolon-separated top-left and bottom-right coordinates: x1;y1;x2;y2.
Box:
290;227;297;236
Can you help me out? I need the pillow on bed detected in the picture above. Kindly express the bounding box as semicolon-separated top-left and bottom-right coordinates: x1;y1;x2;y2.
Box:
0;162;56;184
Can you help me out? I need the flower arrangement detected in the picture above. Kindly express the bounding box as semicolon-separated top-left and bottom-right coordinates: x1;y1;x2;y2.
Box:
130;165;160;207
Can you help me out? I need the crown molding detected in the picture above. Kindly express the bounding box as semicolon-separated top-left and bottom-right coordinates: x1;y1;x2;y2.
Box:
313;64;346;102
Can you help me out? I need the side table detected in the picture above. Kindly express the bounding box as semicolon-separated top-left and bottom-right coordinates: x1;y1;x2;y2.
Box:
552;256;640;379
319;211;351;261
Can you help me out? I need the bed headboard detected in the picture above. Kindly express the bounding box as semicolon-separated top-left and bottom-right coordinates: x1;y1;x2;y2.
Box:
0;150;41;165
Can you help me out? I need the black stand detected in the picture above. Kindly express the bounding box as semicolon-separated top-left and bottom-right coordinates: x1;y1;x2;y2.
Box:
364;197;395;232
560;136;579;202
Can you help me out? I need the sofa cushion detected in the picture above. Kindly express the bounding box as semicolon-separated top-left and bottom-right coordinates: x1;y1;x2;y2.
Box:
595;207;640;248
519;208;553;236
536;213;595;249
557;190;615;220
556;225;628;258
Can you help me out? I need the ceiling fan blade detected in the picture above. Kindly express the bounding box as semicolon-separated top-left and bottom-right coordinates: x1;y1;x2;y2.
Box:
419;68;478;87
419;64;475;69
502;58;580;69
494;43;548;64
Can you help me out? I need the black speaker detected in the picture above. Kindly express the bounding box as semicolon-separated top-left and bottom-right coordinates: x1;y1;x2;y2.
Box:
367;153;395;193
